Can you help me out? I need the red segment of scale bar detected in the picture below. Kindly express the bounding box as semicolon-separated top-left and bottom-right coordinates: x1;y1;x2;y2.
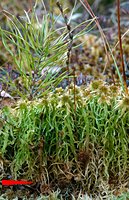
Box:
2;180;33;186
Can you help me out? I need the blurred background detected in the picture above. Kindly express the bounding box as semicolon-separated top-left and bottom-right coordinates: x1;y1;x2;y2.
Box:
0;0;128;29
0;0;129;88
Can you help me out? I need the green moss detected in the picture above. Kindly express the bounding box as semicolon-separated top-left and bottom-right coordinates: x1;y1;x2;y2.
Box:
0;84;128;197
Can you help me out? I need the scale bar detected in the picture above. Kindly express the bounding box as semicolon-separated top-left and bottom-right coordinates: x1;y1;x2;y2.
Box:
2;180;33;186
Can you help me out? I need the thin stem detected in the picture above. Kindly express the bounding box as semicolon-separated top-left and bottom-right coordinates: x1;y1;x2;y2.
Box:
56;1;73;91
73;66;76;112
28;0;33;12
117;0;128;94
79;0;114;84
